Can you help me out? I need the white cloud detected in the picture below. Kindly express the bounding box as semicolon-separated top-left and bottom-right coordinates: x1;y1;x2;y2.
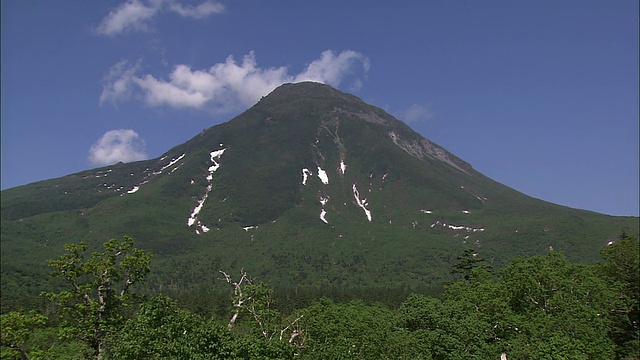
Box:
88;129;148;166
101;50;370;112
397;103;435;123
99;60;141;105
96;0;224;36
96;0;160;36
169;1;225;18
134;72;211;108
294;50;370;86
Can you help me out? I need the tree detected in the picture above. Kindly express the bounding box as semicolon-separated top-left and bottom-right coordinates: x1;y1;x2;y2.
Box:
0;310;46;360
41;236;151;359
106;295;234;359
423;251;622;359
300;297;429;359
399;294;497;359
220;270;303;346
451;249;492;281
597;231;640;359
501;252;616;359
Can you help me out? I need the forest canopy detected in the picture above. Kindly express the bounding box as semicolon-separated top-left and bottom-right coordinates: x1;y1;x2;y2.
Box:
1;234;638;360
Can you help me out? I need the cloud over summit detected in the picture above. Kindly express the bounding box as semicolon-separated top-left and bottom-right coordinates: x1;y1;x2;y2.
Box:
100;50;370;113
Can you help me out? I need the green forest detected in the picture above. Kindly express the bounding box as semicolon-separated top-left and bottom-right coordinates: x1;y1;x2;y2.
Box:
1;233;638;360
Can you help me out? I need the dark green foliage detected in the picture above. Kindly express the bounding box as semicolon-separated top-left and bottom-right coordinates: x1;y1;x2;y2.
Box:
228;336;296;360
3;237;639;359
500;252;615;359
597;232;640;359
399;294;498;359
107;293;297;360
451;248;493;281
398;252;620;359
106;295;235;359
299;298;430;359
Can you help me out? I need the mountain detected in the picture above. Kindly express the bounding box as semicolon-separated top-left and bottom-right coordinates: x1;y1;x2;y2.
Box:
1;82;637;307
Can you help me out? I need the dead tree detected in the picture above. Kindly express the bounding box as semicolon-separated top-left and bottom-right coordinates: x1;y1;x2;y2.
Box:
219;269;305;349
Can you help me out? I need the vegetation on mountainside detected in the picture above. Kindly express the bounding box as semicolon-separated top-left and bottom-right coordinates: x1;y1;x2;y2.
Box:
1;82;638;315
2;201;635;314
2;234;638;359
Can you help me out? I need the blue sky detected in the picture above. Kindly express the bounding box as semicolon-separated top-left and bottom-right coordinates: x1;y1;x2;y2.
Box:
2;0;638;216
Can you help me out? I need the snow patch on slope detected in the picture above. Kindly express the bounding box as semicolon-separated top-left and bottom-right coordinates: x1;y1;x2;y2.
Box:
302;168;312;185
317;167;329;184
339;160;347;175
319;195;330;224
319;196;329;207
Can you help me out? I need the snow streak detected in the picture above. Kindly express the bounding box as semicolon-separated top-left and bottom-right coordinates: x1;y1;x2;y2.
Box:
320;209;328;224
121;154;185;196
430;220;484;232
156;153;186;174
352;183;372;222
188;148;226;234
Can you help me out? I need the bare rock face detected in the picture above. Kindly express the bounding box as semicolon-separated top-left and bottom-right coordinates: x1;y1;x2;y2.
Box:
388;131;471;174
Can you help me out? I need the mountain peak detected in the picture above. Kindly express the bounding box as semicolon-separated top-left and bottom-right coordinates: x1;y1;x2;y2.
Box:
259;81;366;106
2;81;637;307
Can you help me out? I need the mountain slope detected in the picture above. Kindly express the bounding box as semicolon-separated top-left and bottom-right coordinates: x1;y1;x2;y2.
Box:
1;82;637;307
